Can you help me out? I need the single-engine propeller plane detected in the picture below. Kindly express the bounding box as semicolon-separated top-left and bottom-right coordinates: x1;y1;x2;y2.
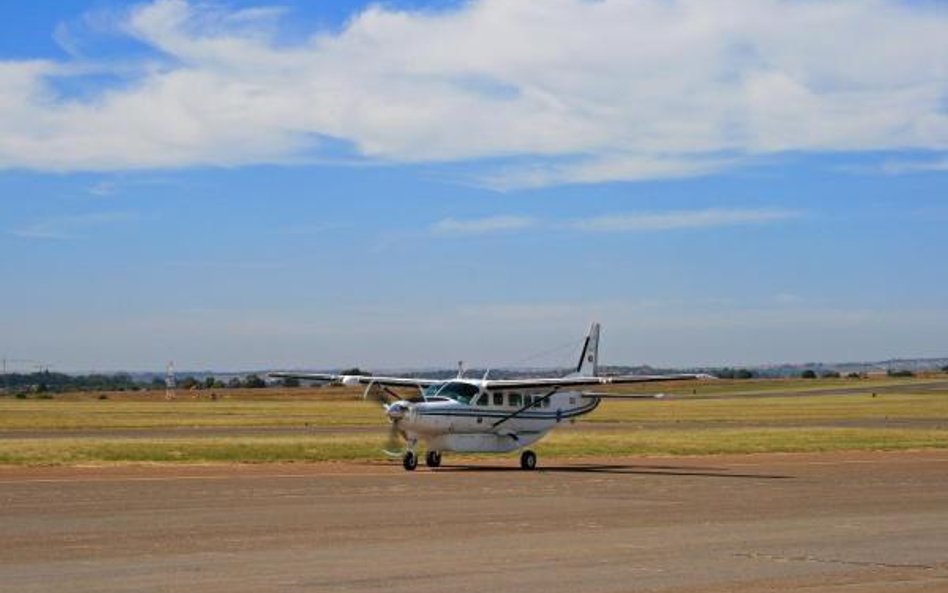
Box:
270;323;710;471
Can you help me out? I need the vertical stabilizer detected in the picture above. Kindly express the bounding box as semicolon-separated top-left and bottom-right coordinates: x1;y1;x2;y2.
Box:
575;322;600;377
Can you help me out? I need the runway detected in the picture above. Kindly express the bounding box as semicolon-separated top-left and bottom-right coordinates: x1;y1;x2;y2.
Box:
1;451;947;593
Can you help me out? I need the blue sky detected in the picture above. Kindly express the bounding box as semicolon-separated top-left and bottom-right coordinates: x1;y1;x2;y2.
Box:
2;0;947;372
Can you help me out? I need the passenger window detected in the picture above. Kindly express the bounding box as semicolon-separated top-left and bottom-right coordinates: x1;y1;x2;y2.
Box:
493;392;504;406
543;398;551;408
509;393;522;407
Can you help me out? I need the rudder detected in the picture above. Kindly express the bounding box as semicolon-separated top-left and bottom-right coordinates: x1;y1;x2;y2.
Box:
574;322;600;377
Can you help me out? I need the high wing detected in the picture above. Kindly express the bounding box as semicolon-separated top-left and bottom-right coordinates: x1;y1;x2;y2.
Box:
482;373;711;391
268;371;441;389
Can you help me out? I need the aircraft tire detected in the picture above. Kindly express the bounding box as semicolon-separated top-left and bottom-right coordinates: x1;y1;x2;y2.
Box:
520;450;537;470
425;451;442;468
403;451;418;471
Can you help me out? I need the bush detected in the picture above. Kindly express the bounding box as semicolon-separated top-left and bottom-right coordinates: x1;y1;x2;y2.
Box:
244;374;266;389
801;370;817;379
713;368;755;379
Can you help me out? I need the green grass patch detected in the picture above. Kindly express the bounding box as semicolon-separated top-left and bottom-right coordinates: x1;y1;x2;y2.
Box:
537;427;948;457
0;435;383;465
592;392;948;425
0;400;380;430
1;427;945;466
3;390;946;431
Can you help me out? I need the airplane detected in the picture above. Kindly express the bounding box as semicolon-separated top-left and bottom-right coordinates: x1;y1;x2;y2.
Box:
270;323;711;471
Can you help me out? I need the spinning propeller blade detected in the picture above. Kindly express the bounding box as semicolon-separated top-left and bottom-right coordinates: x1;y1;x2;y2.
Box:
382;420;403;457
360;382;409;457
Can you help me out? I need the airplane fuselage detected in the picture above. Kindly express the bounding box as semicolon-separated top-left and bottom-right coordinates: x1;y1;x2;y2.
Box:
392;380;601;453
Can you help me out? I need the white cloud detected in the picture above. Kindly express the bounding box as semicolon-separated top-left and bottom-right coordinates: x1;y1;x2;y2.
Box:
567;208;800;232
431;215;536;235
433;208;799;236
11;211;138;240
87;180;118;196
880;155;948;175
1;0;947;185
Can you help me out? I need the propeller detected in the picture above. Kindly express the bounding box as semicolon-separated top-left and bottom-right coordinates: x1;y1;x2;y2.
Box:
382;418;404;457
363;383;411;457
381;402;411;457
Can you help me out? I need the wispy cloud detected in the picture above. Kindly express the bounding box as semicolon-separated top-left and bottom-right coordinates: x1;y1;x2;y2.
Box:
432;208;800;236
0;0;945;186
87;180;118;197
431;215;536;235
567;208;801;233
879;155;948;175
11;211;139;240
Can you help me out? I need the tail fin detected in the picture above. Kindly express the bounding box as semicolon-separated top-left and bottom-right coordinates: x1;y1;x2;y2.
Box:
574;322;600;377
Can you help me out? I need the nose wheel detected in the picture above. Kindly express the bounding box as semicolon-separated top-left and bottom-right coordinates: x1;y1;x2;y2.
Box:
425;450;442;468
520;450;537;470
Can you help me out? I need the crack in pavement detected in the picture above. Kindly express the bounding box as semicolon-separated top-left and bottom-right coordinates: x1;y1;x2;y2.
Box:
733;552;937;571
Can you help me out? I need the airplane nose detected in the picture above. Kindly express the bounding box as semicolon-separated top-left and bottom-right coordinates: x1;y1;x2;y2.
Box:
386;402;407;420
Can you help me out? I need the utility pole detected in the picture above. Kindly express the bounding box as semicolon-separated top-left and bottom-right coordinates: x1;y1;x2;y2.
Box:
165;361;176;401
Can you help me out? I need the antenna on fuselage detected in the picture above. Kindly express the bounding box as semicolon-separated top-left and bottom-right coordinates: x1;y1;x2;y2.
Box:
457;360;464;379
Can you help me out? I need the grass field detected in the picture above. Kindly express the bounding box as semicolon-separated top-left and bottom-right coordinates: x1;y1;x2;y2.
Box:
1;377;946;465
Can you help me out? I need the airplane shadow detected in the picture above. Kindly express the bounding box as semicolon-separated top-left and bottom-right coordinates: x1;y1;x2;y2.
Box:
434;462;791;480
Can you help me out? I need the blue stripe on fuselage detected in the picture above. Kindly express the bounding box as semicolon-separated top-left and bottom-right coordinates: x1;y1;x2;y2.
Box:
415;397;600;421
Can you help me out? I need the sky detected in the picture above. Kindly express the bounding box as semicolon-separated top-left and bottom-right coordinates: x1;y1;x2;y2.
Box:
1;0;947;372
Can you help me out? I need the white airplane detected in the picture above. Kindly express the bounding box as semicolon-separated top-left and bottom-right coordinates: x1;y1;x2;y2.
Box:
271;323;709;471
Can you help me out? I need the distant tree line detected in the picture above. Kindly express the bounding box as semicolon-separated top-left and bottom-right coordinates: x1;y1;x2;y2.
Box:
168;373;271;390
800;369;844;379
1;371;139;393
713;368;756;379
0;371;284;395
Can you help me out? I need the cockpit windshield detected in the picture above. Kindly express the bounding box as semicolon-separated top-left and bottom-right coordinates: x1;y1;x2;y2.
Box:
422;381;481;404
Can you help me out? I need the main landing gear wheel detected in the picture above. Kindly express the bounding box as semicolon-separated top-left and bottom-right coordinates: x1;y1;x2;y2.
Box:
520;450;537;470
425;450;442;468
402;450;418;471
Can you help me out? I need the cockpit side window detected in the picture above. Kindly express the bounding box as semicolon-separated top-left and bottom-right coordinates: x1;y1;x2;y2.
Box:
422;383;445;398
432;381;481;405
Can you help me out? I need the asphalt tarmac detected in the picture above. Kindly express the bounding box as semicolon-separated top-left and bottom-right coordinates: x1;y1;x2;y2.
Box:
1;451;946;593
